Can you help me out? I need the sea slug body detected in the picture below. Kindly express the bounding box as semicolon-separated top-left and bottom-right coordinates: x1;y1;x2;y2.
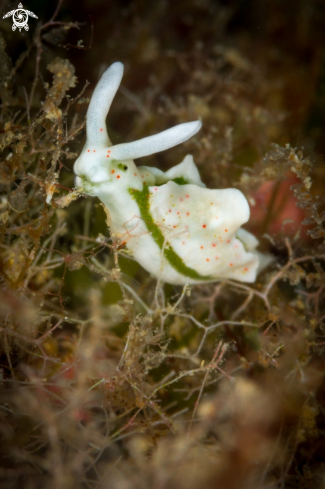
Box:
73;61;266;285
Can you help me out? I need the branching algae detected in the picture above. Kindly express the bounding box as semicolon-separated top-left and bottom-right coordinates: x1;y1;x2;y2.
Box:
73;62;265;284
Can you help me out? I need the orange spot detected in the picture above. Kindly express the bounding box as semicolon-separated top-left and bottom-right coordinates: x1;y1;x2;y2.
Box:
177;211;180;215
200;246;204;249
229;263;233;266
117;175;120;179
87;149;90;152
225;229;228;232
93;150;96;153
173;225;177;228
100;128;103;132
215;216;218;219
168;209;172;213
202;224;207;228
244;267;248;271
186;194;190;198
215;257;219;259
186;212;190;216
106;155;109;158
227;240;230;243
134;173;137;176
182;241;185;244
206;258;210;262
111;170;115;174
212;243;216;247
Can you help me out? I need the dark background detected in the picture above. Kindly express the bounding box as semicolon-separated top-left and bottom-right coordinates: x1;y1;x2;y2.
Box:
1;0;325;154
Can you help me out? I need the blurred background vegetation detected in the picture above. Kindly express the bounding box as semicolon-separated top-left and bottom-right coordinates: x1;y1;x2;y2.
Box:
0;0;325;488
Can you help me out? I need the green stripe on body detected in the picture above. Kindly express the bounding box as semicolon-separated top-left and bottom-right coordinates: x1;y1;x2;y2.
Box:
129;185;212;281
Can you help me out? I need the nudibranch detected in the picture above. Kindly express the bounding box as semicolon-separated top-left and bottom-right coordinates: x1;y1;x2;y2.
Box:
74;61;263;285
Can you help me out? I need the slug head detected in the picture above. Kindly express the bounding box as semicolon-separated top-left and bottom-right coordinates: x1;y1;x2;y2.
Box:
73;61;201;198
74;149;143;199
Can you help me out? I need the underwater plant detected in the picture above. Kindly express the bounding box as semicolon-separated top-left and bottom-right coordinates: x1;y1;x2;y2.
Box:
0;1;325;488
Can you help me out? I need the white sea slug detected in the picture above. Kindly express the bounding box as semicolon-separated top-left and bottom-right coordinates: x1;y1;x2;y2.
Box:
74;61;264;285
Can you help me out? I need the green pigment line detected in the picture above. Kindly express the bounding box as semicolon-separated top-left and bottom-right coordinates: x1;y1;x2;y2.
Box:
129;185;212;280
171;176;188;185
